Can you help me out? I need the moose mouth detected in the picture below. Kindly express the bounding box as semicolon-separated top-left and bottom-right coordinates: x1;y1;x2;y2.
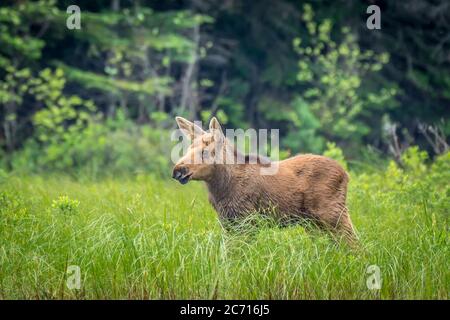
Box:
177;172;192;185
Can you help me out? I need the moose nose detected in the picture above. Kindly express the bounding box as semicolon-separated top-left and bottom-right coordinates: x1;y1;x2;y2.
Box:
172;166;187;180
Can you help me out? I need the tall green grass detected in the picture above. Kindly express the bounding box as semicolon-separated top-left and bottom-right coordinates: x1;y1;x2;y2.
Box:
0;152;448;299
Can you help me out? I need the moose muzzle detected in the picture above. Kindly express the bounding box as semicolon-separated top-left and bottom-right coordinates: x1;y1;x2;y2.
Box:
172;166;192;185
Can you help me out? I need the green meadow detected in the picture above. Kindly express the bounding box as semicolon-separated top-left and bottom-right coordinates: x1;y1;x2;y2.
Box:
0;150;448;299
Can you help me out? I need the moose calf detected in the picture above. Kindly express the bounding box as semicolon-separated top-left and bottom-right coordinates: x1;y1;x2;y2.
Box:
172;117;356;243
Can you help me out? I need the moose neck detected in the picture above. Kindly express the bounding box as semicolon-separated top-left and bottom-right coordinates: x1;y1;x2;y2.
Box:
205;144;243;201
205;164;235;199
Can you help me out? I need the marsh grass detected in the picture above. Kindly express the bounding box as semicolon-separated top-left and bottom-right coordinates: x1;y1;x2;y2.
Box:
0;154;448;299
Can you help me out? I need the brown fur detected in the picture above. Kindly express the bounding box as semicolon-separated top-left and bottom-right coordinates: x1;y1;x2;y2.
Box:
173;117;357;243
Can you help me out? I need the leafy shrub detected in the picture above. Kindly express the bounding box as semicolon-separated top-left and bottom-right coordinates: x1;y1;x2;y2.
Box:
401;146;428;173
281;97;325;154
351;147;449;221
323;142;348;171
292;4;397;155
12;114;172;178
8;68;172;177
51;195;80;214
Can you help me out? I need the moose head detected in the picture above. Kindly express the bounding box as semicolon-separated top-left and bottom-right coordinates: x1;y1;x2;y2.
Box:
172;116;231;184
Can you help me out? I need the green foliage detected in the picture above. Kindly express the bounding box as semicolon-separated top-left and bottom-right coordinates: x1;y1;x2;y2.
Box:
281;97;325;154
51;195;80;215
323;142;348;171
0;1;213;164
0;65;38;151
2;72;171;177
56;63;172;97
58;7;212;107
31;68;96;141
13;111;172;178
0;2;49;61
0;0;448;174
2;65;171;177
292;4;397;153
401;146;428;173
429;152;450;186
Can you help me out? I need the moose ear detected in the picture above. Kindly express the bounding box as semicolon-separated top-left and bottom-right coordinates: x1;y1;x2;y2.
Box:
175;116;205;140
209;117;224;141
